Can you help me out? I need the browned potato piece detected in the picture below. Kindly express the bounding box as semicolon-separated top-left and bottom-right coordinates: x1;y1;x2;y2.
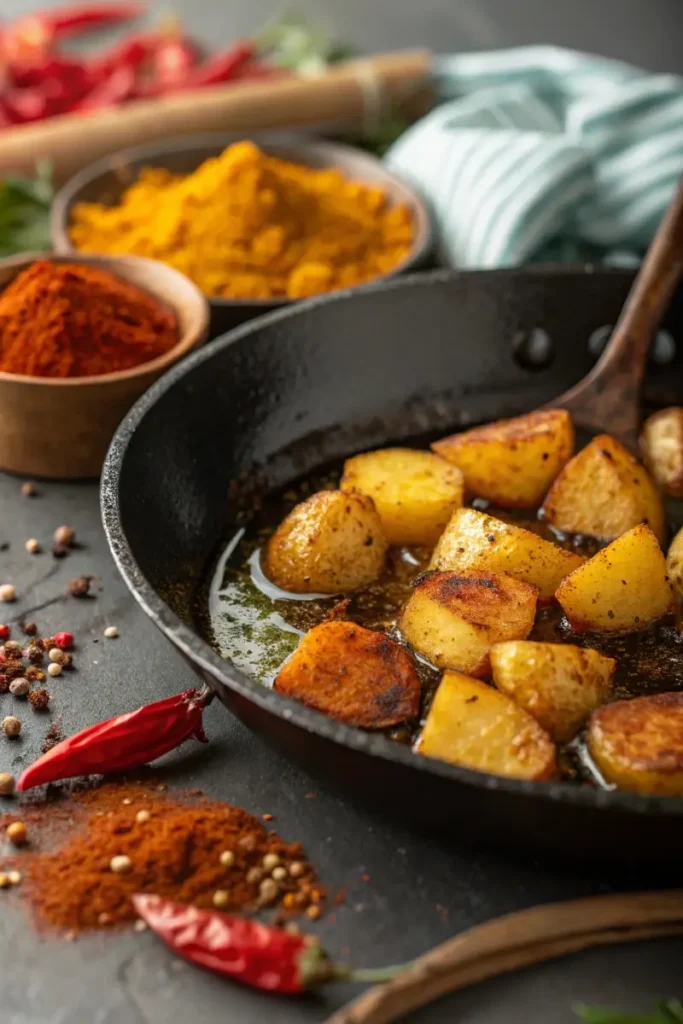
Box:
641;407;683;498
264;490;387;594
432;409;574;508
490;641;615;742
555;524;674;632
430;507;583;602
273;620;420;728
416;671;556;781
588;693;683;795
400;570;537;676
340;447;464;545
666;526;683;599
542;433;666;544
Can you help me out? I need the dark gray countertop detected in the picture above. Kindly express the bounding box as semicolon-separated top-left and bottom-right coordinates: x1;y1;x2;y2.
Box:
1;476;681;1024
1;3;683;1022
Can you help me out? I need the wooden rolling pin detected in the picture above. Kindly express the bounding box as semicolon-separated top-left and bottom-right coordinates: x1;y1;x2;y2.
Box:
0;49;432;183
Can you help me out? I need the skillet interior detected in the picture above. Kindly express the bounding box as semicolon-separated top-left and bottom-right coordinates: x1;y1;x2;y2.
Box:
101;268;683;864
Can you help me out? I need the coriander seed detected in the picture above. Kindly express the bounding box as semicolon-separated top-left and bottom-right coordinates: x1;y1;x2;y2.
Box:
134;919;147;932
212;889;230;909
135;809;151;823
306;905;321;921
246;867;263;884
272;866;287;881
262;852;280;871
20;482;36;497
8;870;21;886
2;716;21;737
109;855;132;874
54;525;75;547
103;626;119;639
0;584;16;603
219;849;235;868
288;861;305;878
0;772;15;796
258;878;279;904
9;678;29;697
25;539;40;554
6;821;27;845
48;648;65;663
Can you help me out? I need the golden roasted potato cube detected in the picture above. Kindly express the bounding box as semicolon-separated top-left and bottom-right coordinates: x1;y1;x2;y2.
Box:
400;570;537;676
264;490;387;594
340;447;464;546
588;693;683;795
416;671;556;781
429;507;583;602
542;433;666;544
273;620;421;728
666;526;683;599
432;409;574;508
555;524;674;632
490;641;615;742
641;407;683;498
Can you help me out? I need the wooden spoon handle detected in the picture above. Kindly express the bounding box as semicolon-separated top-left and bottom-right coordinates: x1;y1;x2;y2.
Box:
326;891;683;1024
548;175;683;449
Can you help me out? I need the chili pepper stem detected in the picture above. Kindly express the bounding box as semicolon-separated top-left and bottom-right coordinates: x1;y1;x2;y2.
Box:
300;947;408;988
344;966;409;983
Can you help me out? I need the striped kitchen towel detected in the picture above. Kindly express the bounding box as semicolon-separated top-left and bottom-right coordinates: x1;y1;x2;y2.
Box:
385;47;683;267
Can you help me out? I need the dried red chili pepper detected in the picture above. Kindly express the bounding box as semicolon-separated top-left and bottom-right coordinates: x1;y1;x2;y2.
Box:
14;3;144;41
2;4;143;66
73;64;137;110
182;41;254;88
133;895;402;993
17;688;211;791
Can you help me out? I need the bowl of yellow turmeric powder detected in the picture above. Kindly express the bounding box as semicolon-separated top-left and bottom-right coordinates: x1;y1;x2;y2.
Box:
51;133;433;337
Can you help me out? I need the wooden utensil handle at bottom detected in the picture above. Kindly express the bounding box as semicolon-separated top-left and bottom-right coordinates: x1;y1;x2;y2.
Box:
326;891;683;1024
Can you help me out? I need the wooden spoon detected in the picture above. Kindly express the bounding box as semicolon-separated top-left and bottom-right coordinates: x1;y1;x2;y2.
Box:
545;175;683;450
325;890;683;1024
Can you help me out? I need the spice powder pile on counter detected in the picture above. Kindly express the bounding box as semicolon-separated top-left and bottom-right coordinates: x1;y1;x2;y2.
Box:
0;261;178;377
69;141;415;300
0;781;325;933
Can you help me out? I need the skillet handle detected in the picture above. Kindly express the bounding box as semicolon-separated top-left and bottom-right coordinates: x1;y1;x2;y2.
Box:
547;174;683;450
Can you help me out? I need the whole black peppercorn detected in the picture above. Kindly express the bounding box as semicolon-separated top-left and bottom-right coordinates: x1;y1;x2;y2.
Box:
67;576;92;598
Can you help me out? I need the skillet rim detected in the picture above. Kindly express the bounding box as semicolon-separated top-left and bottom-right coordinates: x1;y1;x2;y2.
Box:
100;267;683;820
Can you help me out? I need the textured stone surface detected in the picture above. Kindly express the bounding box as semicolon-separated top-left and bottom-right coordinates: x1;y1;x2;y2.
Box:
0;3;682;1021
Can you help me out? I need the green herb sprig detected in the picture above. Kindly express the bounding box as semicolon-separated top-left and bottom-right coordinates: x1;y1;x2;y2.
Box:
0;162;54;258
575;999;683;1023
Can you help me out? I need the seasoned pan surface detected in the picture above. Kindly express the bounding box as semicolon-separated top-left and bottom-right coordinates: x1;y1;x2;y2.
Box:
101;268;683;863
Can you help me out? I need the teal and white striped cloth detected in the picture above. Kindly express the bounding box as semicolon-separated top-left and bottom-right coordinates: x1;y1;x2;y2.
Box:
385;47;683;267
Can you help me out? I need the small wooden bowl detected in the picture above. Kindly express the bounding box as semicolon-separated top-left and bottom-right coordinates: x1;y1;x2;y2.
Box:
51;133;434;337
0;252;209;479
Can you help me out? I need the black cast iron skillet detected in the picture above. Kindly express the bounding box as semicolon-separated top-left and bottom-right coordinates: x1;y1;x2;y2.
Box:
101;268;683;865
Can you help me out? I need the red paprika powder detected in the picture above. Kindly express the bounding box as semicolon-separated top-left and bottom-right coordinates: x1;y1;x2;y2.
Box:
0;260;178;377
1;781;324;933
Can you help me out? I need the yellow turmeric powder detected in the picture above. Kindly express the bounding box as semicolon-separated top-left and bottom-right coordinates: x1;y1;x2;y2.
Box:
70;141;416;300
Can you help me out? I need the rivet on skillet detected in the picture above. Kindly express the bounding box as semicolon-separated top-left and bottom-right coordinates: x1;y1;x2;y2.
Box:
511;328;554;370
589;325;676;366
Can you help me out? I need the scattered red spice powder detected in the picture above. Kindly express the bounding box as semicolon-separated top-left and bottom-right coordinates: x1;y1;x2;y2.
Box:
0;781;325;934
